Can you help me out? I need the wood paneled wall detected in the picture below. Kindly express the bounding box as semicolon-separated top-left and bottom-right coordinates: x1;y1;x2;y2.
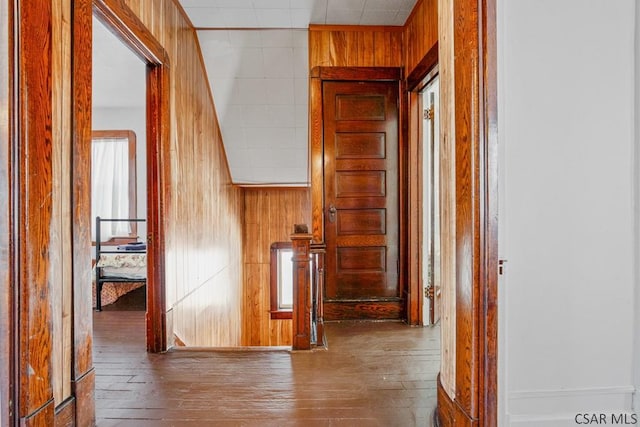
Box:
120;0;244;347
403;0;438;76
0;0;12;425
242;188;310;346
309;25;403;68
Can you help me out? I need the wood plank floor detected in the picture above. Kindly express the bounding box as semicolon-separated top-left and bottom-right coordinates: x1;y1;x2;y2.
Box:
93;310;439;426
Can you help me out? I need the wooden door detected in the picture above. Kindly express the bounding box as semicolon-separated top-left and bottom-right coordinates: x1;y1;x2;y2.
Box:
323;80;401;320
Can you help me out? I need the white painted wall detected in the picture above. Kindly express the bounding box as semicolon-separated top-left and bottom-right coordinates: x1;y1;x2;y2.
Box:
634;0;640;415
498;1;637;425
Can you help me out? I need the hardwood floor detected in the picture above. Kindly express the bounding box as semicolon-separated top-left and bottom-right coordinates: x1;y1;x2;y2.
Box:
93;310;439;426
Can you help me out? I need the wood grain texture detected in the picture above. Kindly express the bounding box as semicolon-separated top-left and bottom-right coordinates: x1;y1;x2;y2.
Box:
481;0;499;424
71;2;95;423
436;375;476;427
72;369;95;427
94;311;439;425
17;0;55;419
406;91;422;326
323;80;401;318
308;68;405;325
309;25;403;69
54;397;75;427
453;0;480;416
438;0;458;402
0;0;13;425
291;231;312;350
404;0;438;78
242;188;311;346
51;0;73;408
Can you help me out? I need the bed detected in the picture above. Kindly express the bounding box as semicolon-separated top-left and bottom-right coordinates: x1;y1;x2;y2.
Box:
94;217;147;311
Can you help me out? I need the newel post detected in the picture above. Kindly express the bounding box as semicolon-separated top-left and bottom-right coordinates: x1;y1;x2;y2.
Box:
291;224;312;350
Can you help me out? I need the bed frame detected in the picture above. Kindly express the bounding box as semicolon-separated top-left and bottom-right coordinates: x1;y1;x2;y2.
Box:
95;216;147;311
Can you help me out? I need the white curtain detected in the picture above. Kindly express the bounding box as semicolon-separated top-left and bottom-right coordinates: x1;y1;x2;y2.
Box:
91;137;130;241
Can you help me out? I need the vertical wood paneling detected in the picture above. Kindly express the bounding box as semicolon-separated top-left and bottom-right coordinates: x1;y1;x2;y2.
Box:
309;25;403;69
17;0;55;421
452;0;480;417
70;1;95;424
403;0;438;77
242;188;310;346
117;0;244;347
51;0;73;407
438;0;457;402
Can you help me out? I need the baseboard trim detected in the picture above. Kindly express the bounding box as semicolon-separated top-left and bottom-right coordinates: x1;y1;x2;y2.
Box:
508;385;636;426
510;385;635;400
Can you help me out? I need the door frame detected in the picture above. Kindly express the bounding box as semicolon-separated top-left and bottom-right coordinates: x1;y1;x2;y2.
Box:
85;0;170;352
407;45;440;327
309;66;410;320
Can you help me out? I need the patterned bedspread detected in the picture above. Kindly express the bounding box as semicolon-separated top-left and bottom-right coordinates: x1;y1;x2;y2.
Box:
97;253;146;268
93;253;146;308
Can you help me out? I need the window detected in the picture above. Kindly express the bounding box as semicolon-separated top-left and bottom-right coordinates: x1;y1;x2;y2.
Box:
270;242;293;319
91;130;137;242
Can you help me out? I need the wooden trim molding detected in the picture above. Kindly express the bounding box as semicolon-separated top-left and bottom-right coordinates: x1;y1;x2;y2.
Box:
480;0;499;423
308;24;403;33
310;66;401;81
270;242;293;320
91;129;138;237
92;0;169;65
406;42;439;91
71;1;95;424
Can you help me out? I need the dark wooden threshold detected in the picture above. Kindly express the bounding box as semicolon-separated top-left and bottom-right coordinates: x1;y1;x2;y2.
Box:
324;299;404;320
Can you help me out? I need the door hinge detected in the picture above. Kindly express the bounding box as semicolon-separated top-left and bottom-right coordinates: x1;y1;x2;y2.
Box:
425;286;434;299
424;106;434;120
498;259;508;275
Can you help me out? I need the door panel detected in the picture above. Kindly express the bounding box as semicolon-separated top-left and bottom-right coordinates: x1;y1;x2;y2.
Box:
323;80;401;320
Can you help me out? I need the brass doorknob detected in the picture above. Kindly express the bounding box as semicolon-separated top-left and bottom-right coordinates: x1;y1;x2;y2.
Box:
328;205;337;223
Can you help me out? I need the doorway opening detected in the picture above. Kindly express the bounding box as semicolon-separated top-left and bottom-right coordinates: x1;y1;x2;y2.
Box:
92;16;148;317
420;74;441;327
87;0;171;353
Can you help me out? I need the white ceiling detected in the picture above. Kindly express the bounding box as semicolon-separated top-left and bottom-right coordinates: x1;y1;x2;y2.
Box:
179;0;417;28
93;1;418;184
